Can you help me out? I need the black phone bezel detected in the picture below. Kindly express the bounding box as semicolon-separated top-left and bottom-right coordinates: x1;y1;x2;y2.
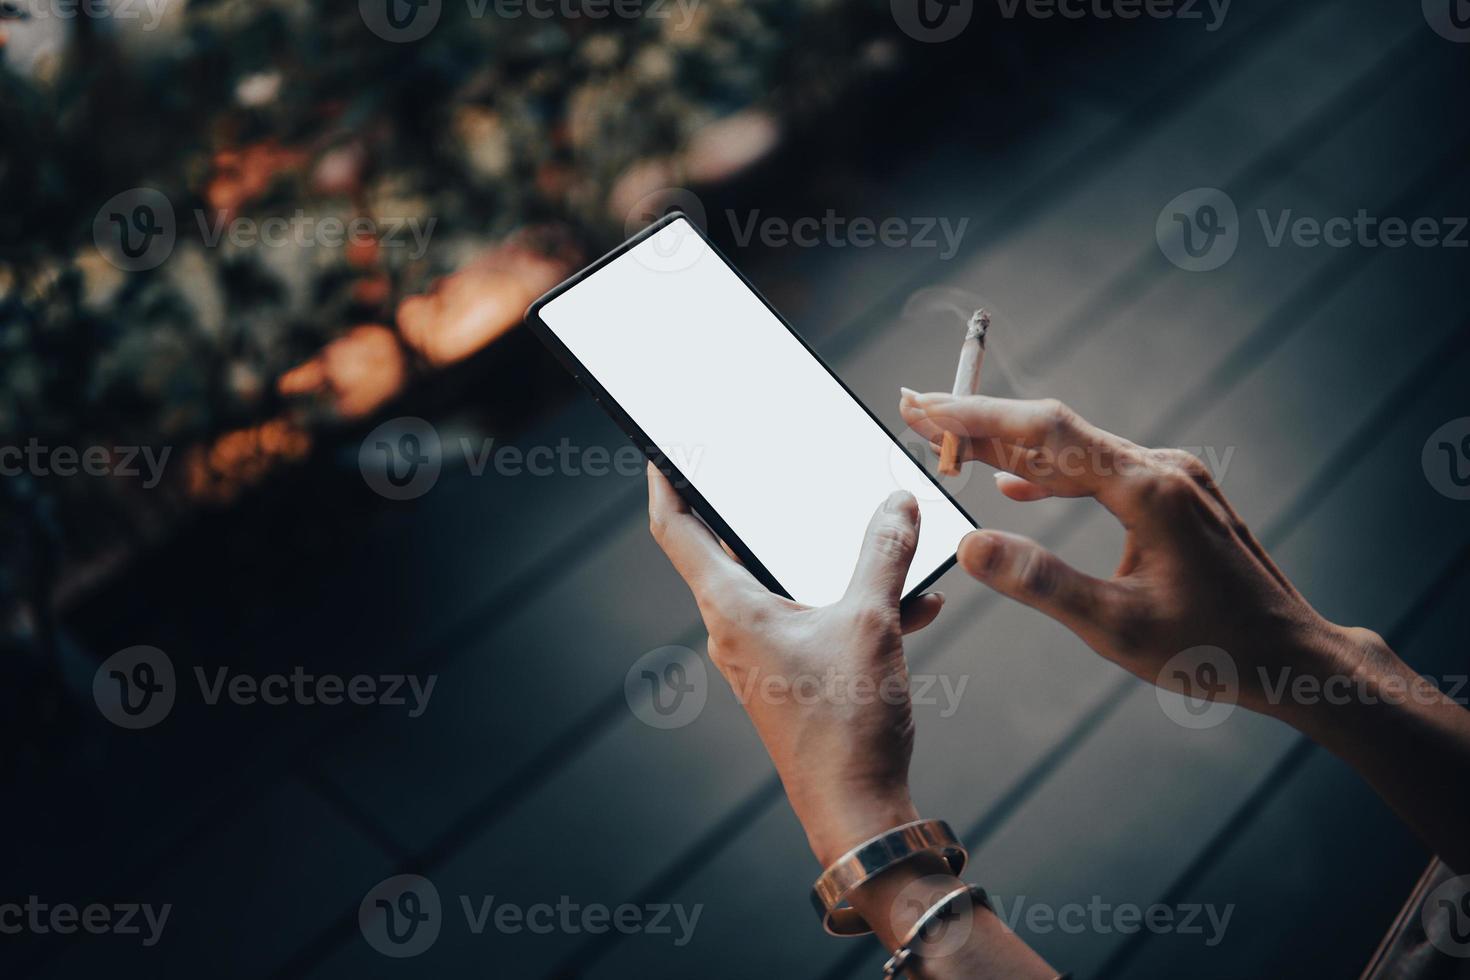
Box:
522;210;978;605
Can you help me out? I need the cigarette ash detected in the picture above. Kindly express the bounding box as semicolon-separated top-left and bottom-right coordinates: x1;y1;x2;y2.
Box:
900;286;1033;395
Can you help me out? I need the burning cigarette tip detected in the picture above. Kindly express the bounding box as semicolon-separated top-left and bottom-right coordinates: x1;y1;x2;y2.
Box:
966;308;990;342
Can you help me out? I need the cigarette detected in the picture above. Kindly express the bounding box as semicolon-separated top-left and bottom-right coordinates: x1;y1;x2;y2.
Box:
939;309;988;476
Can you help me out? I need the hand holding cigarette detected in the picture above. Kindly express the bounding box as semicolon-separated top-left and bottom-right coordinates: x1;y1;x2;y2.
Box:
938;309;988;476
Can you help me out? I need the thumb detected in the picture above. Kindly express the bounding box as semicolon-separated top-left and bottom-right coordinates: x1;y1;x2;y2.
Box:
958;529;1113;637
843;491;921;609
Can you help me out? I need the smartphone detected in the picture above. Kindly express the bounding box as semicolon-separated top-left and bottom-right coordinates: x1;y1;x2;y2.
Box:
524;212;976;608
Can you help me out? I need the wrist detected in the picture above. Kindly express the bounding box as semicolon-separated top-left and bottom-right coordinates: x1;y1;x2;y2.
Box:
802;790;922;868
844;851;963;950
1269;621;1403;741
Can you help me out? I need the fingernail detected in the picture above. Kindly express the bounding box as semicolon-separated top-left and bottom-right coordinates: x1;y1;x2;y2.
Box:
884;489;914;513
928;591;946;606
900;386;918;401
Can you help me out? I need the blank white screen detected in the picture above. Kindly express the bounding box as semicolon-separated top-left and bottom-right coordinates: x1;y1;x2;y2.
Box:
537;218;975;607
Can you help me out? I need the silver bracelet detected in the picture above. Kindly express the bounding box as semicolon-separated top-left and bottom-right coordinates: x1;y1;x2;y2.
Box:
881;883;989;980
811;819;967;937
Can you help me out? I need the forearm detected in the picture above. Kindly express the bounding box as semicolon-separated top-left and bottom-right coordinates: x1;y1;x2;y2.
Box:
1273;626;1470;872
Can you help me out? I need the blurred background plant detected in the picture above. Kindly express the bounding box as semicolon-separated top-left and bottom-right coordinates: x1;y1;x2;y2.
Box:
0;0;910;671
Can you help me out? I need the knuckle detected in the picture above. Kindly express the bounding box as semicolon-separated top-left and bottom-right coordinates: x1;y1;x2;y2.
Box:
1164;449;1217;491
703;607;747;647
869;520;916;561
851;601;894;636
1014;547;1057;599
1033;398;1074;439
1341;625;1387;657
1138;465;1198;509
1108;602;1155;655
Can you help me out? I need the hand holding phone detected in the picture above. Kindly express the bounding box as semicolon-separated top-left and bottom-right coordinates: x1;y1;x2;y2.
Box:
526;213;976;607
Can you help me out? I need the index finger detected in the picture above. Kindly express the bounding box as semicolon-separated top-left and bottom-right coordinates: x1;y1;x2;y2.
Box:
646;463;760;603
899;391;1149;524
